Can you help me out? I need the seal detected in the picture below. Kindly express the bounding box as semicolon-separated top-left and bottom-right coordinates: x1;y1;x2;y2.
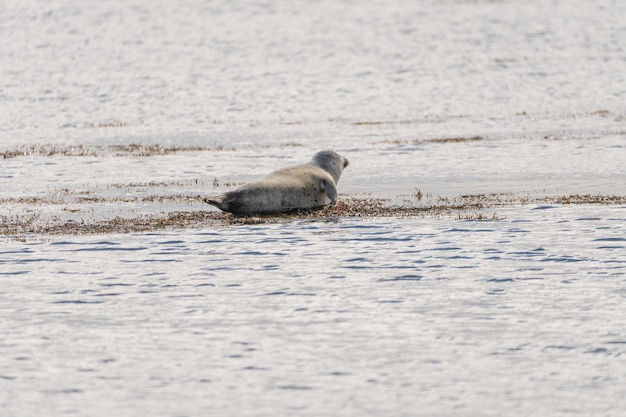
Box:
205;150;349;214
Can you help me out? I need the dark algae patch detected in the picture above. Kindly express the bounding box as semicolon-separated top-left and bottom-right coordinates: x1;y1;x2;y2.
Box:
1;143;233;159
1;211;224;236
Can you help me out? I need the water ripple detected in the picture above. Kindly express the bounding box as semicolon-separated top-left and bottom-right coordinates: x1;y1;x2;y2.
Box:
2;204;625;417
378;275;422;282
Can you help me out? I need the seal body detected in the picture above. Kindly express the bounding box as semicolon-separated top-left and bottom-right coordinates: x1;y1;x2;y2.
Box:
205;150;349;214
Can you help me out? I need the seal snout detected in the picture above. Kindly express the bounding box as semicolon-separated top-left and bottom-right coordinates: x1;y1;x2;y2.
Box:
343;158;349;168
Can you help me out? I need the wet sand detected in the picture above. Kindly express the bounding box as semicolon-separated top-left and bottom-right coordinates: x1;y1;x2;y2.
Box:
3;187;624;236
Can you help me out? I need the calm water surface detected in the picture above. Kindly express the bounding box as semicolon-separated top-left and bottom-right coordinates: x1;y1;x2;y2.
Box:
2;206;626;416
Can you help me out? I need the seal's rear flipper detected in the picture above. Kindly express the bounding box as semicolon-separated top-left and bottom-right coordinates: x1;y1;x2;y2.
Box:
204;196;226;211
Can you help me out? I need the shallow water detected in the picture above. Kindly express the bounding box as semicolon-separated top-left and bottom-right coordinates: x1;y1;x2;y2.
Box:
2;207;626;416
2;0;626;416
